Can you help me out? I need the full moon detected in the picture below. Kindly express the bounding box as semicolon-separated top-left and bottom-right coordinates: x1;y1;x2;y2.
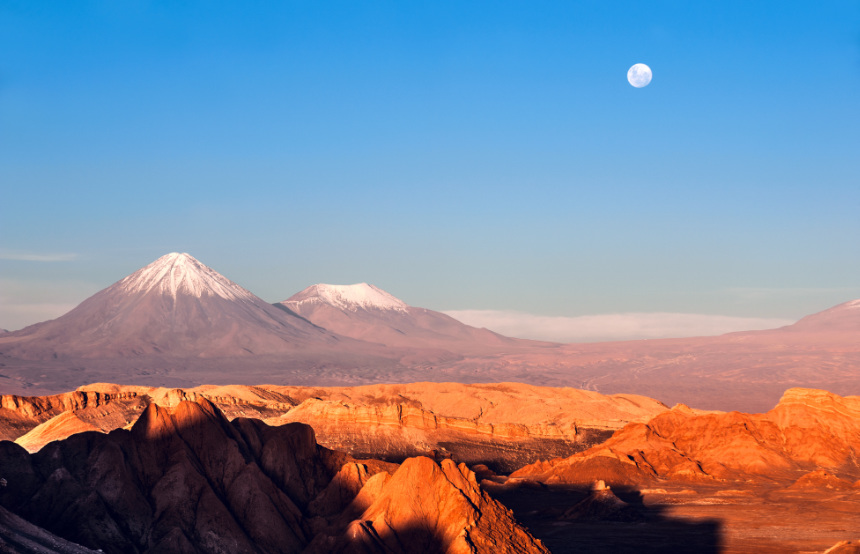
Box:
627;63;652;88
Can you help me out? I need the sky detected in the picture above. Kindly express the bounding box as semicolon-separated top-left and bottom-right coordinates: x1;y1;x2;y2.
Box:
1;1;859;340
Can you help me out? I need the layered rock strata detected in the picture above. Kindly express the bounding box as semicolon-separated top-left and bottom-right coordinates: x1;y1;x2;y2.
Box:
512;388;860;486
2;382;667;472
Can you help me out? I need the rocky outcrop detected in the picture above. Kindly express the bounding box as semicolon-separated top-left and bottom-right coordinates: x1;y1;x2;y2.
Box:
14;412;102;453
561;481;642;522
0;391;110;417
0;398;543;554
765;388;860;468
511;388;860;486
0;398;359;553
308;457;548;553
268;396;595;472
783;470;858;492
0;390;142;442
247;382;665;473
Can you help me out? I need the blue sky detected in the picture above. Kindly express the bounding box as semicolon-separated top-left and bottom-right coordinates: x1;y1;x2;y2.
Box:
1;1;859;337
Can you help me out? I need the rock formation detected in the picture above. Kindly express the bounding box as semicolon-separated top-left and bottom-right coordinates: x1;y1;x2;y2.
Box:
13;411;103;453
2;382;667;473
560;480;642;522
0;390;145;442
512;388;860;486
308;457;548;553
783;469;858;492
0;397;544;554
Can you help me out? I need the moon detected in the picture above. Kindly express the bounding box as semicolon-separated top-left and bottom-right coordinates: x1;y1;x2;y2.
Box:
627;63;652;88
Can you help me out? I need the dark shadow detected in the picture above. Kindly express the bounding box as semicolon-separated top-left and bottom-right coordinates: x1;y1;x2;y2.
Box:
340;428;615;475
333;519;451;554
489;484;722;554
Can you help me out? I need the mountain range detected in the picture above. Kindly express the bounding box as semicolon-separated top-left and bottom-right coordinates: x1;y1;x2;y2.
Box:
0;252;858;412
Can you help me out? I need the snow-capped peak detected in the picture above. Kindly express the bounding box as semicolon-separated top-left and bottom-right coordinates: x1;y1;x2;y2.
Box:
285;283;410;312
115;252;258;301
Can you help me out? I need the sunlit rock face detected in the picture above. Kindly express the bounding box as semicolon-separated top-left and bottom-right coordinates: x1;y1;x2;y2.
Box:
306;456;548;554
511;388;860;486
0;389;145;443
2;382;668;473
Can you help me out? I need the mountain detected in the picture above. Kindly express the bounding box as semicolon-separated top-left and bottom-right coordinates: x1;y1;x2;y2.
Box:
0;253;344;360
0;397;546;554
281;283;530;351
0;254;416;396
773;298;860;339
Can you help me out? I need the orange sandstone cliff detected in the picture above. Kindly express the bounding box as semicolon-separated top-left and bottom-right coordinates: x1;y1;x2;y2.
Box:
512;388;860;486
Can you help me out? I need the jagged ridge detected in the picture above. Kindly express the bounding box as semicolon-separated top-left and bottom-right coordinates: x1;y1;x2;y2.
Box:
0;398;546;554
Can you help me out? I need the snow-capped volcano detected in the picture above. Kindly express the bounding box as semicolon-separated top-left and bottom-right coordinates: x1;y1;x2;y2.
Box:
0;253;341;360
117;252;258;301
281;283;520;350
286;283;409;312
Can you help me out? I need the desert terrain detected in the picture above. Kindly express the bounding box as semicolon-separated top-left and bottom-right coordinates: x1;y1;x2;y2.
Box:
1;383;859;553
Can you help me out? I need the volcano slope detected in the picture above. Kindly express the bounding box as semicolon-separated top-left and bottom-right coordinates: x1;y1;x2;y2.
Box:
0;382;667;473
492;388;860;553
0;397;547;554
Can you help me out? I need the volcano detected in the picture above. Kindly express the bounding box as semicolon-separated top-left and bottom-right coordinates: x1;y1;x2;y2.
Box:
281;283;534;352
0;253;341;360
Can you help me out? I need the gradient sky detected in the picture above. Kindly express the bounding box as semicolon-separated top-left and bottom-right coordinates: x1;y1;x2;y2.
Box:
2;1;859;337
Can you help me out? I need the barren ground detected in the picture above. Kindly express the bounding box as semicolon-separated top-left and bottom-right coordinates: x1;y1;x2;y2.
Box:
491;483;860;553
